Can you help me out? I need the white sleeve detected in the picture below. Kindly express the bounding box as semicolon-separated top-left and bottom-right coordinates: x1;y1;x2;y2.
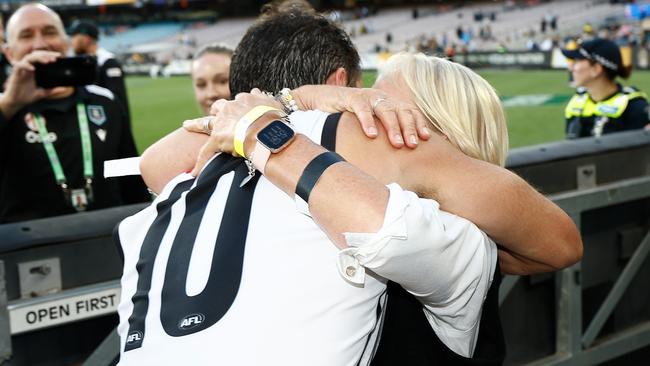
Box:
337;183;497;358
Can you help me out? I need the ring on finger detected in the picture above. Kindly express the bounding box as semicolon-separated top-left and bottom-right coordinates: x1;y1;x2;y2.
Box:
372;97;387;110
201;117;212;135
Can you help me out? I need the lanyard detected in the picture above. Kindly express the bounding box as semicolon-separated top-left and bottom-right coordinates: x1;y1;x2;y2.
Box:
33;103;94;189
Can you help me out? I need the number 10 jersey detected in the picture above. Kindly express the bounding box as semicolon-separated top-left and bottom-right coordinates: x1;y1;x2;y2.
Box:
116;112;386;366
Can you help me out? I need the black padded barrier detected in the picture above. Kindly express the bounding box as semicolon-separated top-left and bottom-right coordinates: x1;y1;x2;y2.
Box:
0;203;147;366
506;129;650;194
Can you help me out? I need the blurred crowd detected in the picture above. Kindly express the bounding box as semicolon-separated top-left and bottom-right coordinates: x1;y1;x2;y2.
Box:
2;0;649;225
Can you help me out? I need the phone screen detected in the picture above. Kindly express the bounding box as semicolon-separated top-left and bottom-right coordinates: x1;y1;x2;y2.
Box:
34;56;98;88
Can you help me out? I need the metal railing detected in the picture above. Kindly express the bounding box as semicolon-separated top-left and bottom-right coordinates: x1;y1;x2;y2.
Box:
500;175;650;365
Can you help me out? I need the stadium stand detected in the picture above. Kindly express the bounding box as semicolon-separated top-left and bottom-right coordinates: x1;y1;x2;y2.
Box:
344;0;623;54
98;22;184;54
155;18;255;51
103;0;627;69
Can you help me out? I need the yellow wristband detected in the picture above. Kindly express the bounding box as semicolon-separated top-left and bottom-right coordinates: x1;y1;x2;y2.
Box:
233;105;281;158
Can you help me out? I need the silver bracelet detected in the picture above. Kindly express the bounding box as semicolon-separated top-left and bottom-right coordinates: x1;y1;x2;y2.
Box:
275;88;299;115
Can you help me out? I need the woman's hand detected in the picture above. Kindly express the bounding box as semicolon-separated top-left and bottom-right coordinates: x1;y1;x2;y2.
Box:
292;85;431;148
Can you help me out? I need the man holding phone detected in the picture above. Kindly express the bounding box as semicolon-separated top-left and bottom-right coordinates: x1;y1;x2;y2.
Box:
0;3;149;223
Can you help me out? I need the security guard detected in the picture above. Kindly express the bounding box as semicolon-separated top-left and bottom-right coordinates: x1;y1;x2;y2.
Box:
0;4;149;223
562;38;650;139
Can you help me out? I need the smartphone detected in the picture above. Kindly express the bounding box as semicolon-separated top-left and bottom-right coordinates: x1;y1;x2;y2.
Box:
34;56;98;88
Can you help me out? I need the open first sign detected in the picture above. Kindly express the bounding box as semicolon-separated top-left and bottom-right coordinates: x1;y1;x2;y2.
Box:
9;286;121;335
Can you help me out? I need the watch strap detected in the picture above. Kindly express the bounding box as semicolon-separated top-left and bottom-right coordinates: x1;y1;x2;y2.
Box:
233;105;282;158
250;140;272;175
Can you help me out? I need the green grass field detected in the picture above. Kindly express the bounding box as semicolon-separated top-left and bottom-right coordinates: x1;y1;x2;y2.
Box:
127;69;650;153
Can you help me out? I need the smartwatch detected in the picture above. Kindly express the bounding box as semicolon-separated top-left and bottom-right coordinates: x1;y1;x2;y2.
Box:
251;119;296;174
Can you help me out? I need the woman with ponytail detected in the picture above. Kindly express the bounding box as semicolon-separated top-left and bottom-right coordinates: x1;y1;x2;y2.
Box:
562;38;650;138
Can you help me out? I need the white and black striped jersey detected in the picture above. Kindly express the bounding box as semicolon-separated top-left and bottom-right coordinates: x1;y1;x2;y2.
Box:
116;112;386;365
116;111;496;365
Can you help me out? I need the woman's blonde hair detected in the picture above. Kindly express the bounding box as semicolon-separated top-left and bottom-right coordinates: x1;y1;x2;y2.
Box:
378;53;508;166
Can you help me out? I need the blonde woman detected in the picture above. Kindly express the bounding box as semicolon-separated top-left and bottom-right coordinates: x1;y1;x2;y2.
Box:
378;53;508;166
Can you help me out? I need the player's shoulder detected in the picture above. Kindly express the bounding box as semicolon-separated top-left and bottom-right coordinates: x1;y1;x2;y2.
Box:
289;110;331;140
96;48;117;65
84;84;116;101
97;49;124;78
101;60;124;78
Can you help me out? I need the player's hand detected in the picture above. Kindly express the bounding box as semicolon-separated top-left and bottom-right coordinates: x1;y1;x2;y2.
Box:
292;85;430;148
183;91;282;176
0;51;67;119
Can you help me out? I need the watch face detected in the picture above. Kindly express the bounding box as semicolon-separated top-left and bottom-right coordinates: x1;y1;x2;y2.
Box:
257;120;295;152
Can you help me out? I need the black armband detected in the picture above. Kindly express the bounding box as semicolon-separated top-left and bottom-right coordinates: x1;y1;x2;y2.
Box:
295;151;345;203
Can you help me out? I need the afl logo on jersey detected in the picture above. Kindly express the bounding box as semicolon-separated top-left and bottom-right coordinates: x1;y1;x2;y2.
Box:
126;331;143;345
178;313;205;330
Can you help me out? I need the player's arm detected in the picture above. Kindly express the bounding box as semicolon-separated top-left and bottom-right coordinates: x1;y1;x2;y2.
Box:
139;126;207;194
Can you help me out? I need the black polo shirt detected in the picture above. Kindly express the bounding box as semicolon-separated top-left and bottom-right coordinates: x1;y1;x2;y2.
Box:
0;85;150;223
